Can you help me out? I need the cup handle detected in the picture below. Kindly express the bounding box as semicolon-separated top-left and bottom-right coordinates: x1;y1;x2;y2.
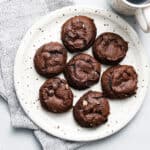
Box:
135;6;150;32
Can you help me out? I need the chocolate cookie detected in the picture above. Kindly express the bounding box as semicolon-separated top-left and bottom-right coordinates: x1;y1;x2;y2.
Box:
61;16;97;53
93;32;128;65
34;42;67;78
73;91;110;128
39;77;73;113
64;53;101;90
101;65;138;99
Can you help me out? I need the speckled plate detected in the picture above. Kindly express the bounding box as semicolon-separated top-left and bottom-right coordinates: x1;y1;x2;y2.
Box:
14;6;150;141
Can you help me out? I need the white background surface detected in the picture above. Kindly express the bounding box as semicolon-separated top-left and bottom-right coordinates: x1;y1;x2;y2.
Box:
0;0;150;149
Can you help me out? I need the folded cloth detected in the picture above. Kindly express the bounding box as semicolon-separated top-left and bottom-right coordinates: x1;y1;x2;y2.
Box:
0;0;85;149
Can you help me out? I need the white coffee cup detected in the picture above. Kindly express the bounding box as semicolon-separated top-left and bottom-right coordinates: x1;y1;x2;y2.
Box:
108;0;150;32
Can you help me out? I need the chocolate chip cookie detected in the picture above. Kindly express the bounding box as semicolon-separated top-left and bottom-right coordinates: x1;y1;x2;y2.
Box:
34;42;67;78
93;32;128;65
61;16;97;53
39;77;73;113
64;53;101;90
101;65;138;99
73;91;110;128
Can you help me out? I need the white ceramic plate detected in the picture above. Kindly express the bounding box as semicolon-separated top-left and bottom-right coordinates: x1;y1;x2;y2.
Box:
14;6;150;142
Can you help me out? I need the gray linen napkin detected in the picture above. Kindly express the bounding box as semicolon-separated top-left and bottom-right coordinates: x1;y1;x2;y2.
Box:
0;0;85;149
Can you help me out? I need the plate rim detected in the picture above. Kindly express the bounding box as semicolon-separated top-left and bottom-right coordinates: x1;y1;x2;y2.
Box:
14;6;150;142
